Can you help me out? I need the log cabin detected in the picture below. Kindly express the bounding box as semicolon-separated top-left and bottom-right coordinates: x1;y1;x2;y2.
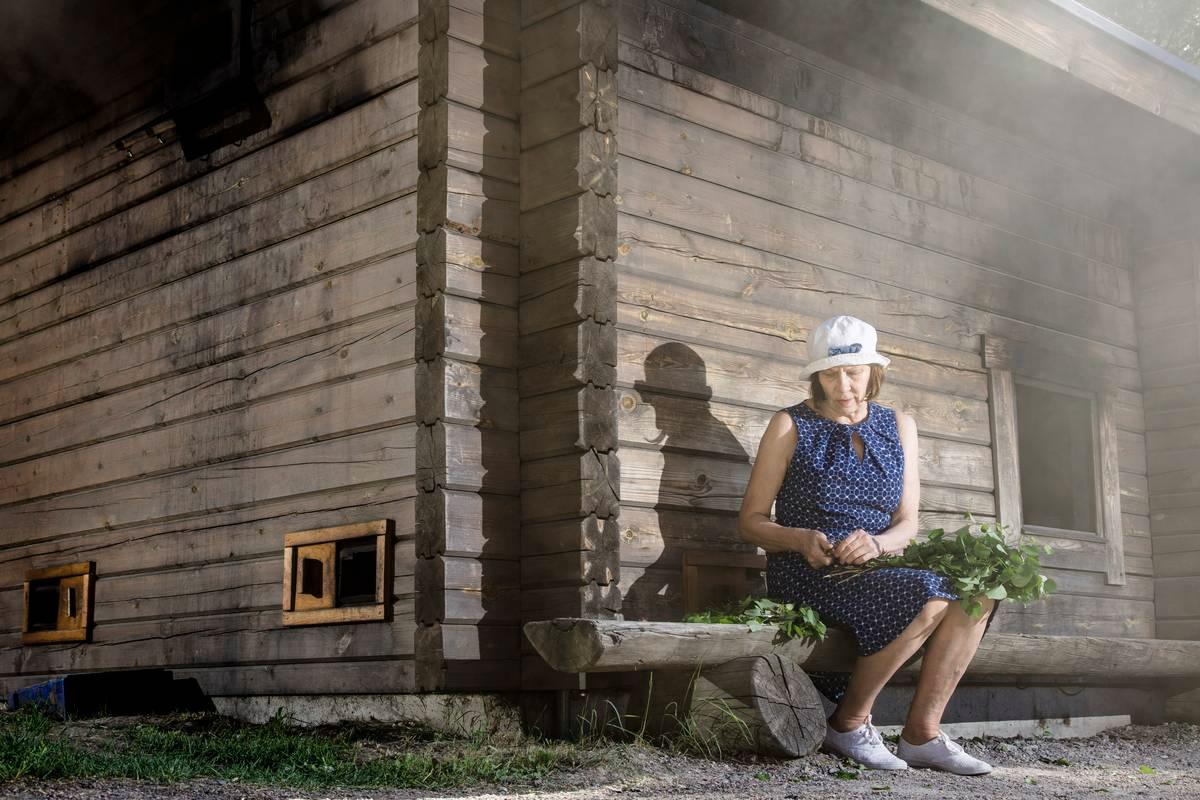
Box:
2;0;1199;733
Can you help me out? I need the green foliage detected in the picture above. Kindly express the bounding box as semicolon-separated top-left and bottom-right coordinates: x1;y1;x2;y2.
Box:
684;596;827;642
0;707;578;789
826;517;1055;618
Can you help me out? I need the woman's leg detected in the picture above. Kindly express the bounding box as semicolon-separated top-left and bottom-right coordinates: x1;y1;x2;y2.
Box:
900;599;995;744
829;598;950;732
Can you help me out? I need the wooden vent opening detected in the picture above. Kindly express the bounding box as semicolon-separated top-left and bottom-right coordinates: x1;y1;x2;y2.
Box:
282;521;393;626
22;562;95;645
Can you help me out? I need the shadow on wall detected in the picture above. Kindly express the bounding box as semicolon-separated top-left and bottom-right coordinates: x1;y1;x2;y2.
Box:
622;342;762;621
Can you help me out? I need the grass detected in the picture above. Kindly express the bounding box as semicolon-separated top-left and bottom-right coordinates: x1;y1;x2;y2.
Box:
0;706;585;789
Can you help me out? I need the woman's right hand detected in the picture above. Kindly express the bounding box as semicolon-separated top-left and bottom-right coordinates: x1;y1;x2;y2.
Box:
795;528;834;569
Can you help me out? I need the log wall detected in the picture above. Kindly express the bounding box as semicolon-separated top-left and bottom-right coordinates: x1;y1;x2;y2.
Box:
0;0;423;697
414;0;523;692
517;0;623;690
614;0;1154;637
1135;213;1200;641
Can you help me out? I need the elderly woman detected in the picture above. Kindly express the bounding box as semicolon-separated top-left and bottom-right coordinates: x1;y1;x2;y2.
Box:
738;315;993;775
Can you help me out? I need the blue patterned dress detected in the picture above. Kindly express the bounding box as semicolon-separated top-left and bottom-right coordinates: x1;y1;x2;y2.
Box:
767;400;958;702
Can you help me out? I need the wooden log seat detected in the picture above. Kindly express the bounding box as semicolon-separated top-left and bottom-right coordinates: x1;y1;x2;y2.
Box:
525;619;1200;754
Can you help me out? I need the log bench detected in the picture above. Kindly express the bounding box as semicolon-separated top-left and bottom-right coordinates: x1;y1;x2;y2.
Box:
524;619;1200;757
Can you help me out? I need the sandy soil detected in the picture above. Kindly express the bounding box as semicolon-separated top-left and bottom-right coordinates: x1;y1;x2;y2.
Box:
3;723;1198;799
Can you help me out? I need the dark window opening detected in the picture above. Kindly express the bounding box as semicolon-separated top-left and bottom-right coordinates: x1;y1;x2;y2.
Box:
1016;382;1097;532
336;538;377;606
27;580;60;632
300;558;325;598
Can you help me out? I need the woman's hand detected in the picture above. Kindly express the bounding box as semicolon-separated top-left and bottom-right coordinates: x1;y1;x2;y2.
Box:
832;528;883;566
795;528;835;569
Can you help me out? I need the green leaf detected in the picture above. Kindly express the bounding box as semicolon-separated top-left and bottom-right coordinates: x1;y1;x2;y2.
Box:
985;585;1008;600
1138;765;1156;775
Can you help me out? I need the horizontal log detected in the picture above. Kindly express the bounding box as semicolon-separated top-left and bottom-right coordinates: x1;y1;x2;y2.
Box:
520;190;616;270
521;514;619;556
519;257;616;333
0;427;417;543
0;0;418;231
621;0;1120;225
417;292;519;367
416;420;520;495
523;618;1200;681
521;129;616;212
420;0;519;58
0;482;417;588
1;367;415;506
418;98;520;183
617;49;1125;269
519;319;617;395
1;311;414;465
521;0;616;89
522;64;616;150
520;450;619;522
418;226;519;280
521;548;619;587
4;95;418;310
616;386;989;457
618;158;1136;356
2;172;418;394
0;609;417;676
520;582;621;621
519;385;617;459
417;163;519;244
415;357;519;430
419;34;519;118
416;487;520;559
620;98;1132;326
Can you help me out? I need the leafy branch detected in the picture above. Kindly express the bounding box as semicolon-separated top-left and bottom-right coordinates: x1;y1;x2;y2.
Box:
684;597;827;642
825;517;1056;618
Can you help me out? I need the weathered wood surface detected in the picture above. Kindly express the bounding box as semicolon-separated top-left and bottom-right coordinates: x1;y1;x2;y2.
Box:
3;96;419;310
616;212;1141;392
0;22;420;271
916;0;1200;140
619;98;1133;331
620;0;1123;225
616;49;1125;268
687;655;824;758
618;158;1134;355
523;619;1200;680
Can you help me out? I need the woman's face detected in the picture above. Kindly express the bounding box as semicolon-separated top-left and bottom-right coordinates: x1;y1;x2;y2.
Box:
817;365;871;417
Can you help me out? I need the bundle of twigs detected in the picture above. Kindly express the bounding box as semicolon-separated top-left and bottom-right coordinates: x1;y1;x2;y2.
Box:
824;517;1055;617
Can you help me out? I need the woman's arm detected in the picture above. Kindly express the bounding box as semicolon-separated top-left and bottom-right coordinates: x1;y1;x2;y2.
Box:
739;410;834;568
873;410;921;555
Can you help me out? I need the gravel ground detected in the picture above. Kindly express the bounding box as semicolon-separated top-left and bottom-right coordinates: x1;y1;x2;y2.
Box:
3;723;1198;800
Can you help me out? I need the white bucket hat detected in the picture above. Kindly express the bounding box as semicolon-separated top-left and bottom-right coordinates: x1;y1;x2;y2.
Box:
799;315;890;379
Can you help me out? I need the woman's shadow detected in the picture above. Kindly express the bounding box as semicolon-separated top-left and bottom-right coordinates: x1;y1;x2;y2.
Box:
623;342;762;621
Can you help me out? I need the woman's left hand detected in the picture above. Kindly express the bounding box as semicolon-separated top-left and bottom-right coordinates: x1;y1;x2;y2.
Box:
832;529;883;565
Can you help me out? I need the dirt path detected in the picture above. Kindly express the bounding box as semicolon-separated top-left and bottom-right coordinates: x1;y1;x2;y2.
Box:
4;723;1198;799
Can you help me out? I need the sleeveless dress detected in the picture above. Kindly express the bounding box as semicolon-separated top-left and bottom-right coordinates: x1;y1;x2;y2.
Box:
767;400;958;702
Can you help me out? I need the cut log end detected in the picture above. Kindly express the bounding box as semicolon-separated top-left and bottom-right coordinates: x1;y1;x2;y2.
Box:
689;654;825;758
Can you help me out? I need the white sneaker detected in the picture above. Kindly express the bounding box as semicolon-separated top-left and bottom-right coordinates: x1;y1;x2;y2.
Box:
821;715;908;770
897;731;993;775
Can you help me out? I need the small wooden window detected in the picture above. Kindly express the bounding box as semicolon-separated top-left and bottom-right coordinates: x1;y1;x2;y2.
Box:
282;520;393;626
22;562;94;645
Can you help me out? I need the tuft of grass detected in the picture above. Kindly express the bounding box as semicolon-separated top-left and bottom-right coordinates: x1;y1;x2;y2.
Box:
0;706;580;789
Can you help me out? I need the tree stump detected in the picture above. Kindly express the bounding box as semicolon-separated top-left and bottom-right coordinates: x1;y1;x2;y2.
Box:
622;655;826;757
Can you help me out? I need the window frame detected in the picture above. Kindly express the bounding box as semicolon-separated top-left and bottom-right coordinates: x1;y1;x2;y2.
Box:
984;335;1125;585
22;562;95;645
282;520;394;626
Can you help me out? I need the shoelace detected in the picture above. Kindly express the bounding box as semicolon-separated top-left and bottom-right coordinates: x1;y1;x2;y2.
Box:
855;720;885;748
936;732;964;754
